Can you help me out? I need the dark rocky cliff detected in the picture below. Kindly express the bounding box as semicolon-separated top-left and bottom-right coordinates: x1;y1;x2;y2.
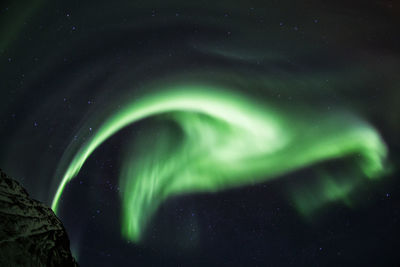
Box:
0;169;78;266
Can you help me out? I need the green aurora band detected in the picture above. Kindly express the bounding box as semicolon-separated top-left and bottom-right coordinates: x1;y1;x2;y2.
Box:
51;85;388;242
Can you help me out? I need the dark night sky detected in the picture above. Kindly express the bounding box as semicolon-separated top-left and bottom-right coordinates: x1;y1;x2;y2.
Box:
0;0;399;266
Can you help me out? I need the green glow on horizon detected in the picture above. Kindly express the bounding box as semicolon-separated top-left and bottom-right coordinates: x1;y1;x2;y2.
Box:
51;85;387;242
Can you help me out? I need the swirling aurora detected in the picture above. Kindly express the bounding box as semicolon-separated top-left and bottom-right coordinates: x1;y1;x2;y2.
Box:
2;1;399;265
51;84;387;242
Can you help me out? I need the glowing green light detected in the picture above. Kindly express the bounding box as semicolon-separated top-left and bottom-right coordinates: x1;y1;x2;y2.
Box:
51;84;387;242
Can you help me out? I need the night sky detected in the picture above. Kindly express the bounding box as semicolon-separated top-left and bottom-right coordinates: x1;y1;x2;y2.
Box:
1;0;399;266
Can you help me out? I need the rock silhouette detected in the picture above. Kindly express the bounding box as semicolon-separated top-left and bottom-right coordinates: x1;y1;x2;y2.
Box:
0;169;78;266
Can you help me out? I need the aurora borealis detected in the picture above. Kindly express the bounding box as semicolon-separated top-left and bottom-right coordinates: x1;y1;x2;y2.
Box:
51;86;388;242
1;0;400;266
